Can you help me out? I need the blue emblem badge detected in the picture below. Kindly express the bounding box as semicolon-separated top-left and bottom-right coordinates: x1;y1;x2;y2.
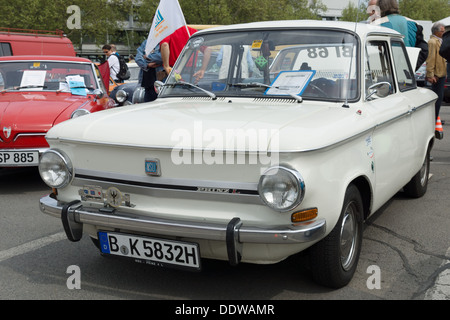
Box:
145;158;161;176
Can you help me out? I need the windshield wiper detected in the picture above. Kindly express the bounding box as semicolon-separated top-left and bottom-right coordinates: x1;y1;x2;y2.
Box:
230;82;272;89
230;82;303;103
167;81;216;100
14;85;47;90
70;86;95;90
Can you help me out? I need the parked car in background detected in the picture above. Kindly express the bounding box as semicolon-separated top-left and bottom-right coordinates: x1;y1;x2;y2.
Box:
109;62;141;105
415;62;429;87
0;55;114;167
39;20;436;288
0;27;76;56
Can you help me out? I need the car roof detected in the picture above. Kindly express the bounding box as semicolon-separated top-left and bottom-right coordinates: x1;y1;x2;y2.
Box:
0;55;92;63
195;20;401;39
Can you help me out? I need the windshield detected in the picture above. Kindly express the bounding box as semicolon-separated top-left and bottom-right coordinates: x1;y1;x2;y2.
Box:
160;29;359;101
0;61;100;95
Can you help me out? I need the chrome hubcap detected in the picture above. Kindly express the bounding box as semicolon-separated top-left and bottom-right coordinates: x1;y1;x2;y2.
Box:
419;155;429;187
340;202;359;271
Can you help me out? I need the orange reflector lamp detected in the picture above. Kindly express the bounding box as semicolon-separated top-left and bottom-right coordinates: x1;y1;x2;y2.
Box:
291;208;318;223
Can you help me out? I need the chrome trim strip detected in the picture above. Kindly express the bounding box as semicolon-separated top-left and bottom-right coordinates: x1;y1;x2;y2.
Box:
39;195;326;244
374;100;433;130
13;133;47;142
75;168;258;191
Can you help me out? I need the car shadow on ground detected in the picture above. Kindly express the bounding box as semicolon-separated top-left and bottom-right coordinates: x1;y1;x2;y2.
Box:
0;167;47;194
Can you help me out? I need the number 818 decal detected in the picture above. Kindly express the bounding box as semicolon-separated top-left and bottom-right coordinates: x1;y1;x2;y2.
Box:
306;46;353;59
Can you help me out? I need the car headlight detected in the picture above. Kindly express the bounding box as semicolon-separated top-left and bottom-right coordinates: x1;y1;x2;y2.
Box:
132;87;145;104
71;109;90;119
116;89;128;103
258;166;305;212
39;149;73;188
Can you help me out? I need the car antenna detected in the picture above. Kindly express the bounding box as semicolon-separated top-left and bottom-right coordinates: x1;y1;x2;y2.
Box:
343;0;362;108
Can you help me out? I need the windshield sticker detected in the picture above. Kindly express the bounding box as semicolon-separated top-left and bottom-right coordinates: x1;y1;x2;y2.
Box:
265;70;316;96
251;40;263;49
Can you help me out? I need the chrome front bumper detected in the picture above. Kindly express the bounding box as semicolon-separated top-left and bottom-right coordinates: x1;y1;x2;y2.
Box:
39;195;326;265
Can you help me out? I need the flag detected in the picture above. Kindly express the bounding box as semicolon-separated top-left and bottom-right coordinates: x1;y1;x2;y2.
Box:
97;61;110;94
145;0;188;55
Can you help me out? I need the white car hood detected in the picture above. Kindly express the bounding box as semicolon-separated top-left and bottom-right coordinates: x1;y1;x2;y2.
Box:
46;98;369;152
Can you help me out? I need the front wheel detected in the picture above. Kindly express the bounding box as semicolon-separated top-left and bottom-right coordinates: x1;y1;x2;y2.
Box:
309;184;363;289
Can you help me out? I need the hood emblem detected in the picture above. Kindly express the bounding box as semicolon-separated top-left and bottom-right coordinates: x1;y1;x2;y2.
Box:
145;158;161;176
3;127;11;139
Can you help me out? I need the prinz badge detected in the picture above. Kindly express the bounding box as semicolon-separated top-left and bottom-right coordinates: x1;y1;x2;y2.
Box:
145;158;161;176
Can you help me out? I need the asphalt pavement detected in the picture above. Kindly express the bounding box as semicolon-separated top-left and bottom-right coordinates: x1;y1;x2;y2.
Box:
425;102;450;300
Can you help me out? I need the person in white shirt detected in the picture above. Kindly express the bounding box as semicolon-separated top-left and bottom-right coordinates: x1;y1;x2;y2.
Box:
102;44;120;82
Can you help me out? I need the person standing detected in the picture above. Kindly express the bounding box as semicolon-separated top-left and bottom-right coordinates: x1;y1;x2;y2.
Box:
102;44;121;83
135;39;163;102
160;26;197;76
426;22;447;124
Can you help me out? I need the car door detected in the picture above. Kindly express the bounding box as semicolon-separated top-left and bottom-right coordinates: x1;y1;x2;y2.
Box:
364;38;417;208
390;39;434;163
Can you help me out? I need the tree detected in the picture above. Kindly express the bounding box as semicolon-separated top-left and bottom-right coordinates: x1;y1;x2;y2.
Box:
0;0;329;52
399;0;450;21
0;0;134;48
340;2;368;22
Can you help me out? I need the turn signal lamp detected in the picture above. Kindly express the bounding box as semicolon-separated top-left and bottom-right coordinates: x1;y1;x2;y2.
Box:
291;208;318;223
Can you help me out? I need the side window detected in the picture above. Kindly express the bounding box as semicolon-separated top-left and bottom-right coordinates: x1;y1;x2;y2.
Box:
365;41;394;98
391;40;416;91
0;43;12;56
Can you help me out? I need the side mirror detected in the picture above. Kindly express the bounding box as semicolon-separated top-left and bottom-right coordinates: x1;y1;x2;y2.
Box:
366;82;392;100
154;80;164;95
93;89;104;99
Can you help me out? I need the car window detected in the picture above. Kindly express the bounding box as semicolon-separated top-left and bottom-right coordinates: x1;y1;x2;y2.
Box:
161;29;359;102
391;40;416;91
0;43;12;56
365;40;395;98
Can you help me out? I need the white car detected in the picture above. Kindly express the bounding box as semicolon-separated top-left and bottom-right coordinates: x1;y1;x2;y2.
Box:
39;20;437;288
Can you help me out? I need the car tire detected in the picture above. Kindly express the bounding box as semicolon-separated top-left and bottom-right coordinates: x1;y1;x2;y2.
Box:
309;184;363;289
403;146;430;198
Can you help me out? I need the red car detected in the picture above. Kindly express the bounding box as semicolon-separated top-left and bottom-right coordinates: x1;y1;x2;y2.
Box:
0;55;115;167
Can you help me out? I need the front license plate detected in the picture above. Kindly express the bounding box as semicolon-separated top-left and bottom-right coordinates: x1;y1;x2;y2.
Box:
0;151;39;166
98;231;200;270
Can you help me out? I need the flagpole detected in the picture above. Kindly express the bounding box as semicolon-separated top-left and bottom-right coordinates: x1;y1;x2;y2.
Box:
178;2;190;38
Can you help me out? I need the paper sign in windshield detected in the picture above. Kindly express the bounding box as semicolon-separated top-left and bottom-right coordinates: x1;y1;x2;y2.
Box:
20;70;46;90
265;70;315;96
66;75;87;96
